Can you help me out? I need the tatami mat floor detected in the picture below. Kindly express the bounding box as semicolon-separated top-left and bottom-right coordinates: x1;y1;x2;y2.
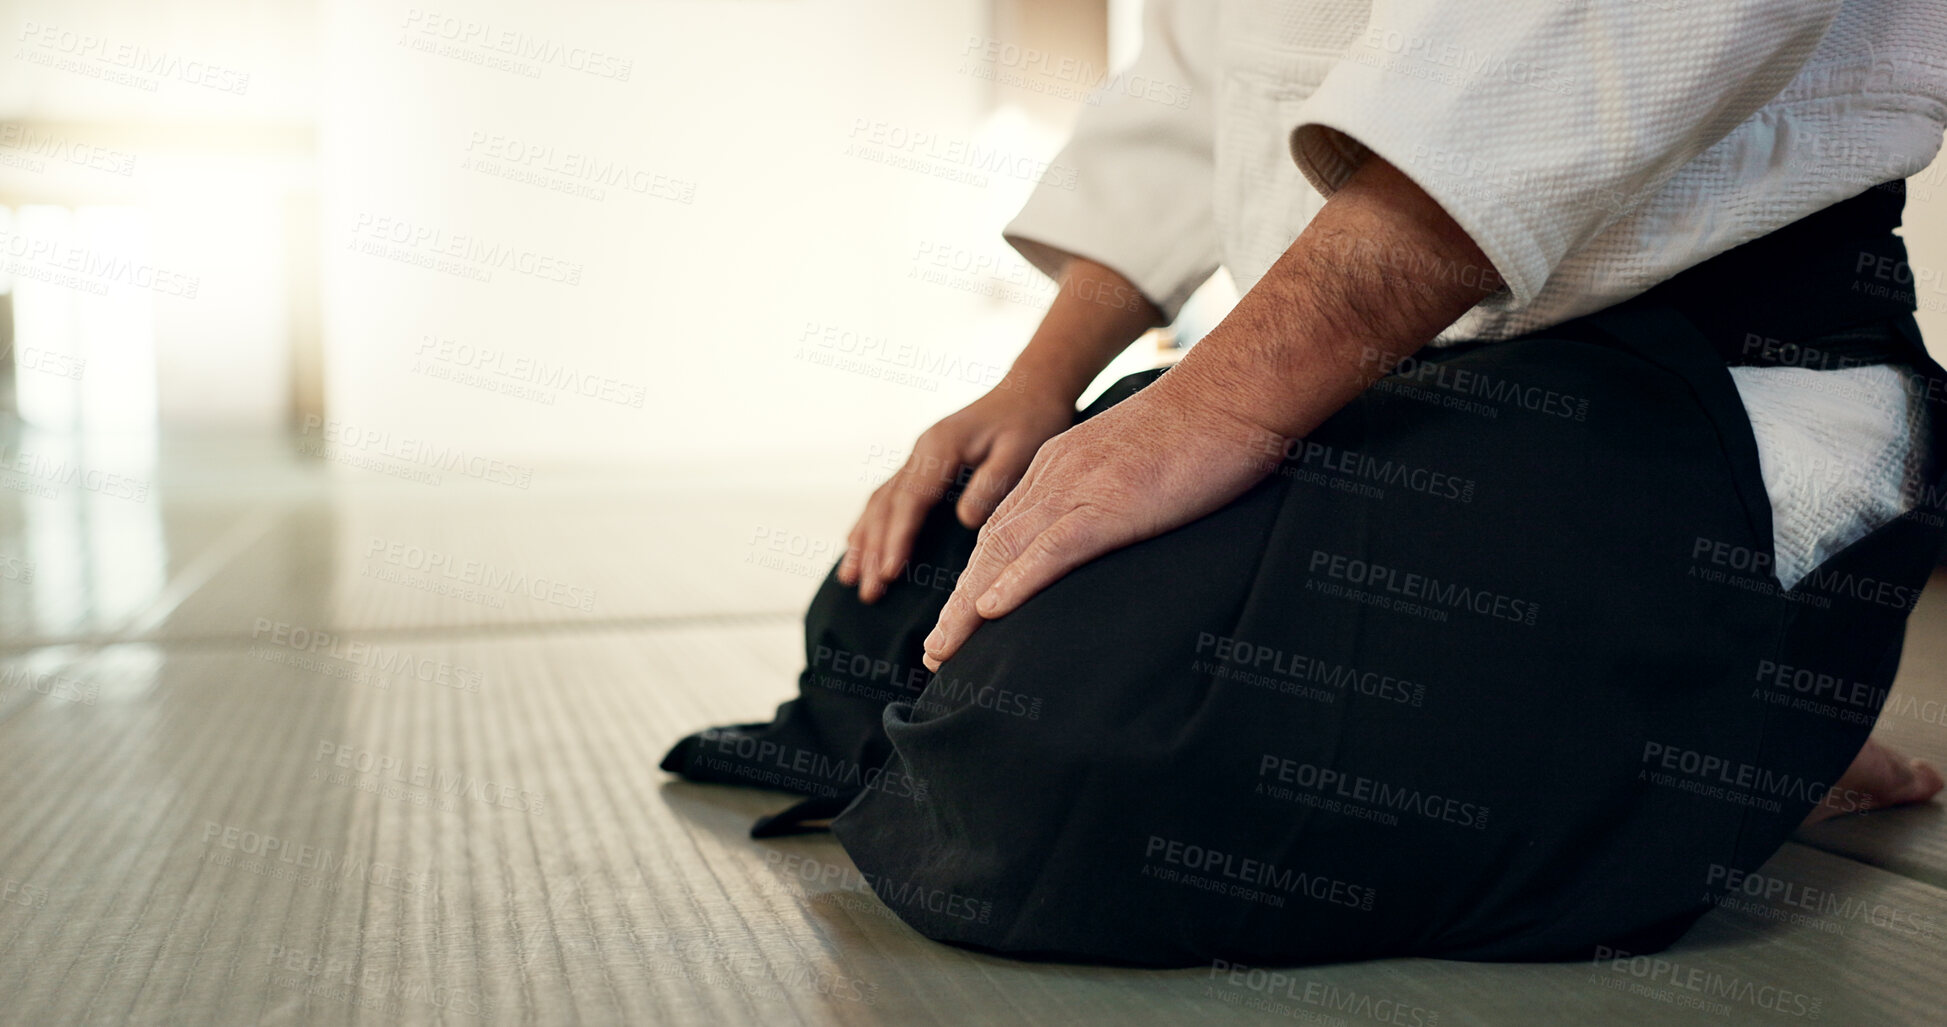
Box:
2;452;1944;1025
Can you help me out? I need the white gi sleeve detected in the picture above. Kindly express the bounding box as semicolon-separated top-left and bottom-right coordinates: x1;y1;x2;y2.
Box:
1002;0;1221;322
1288;1;1844;309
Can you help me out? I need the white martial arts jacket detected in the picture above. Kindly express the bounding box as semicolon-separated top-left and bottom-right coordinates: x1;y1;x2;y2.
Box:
1002;0;1947;588
1005;0;1947;340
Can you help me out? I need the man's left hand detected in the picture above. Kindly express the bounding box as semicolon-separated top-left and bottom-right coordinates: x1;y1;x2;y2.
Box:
921;382;1284;671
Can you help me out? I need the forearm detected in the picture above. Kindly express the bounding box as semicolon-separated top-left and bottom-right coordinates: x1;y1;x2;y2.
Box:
1147;156;1501;441
928;159;1507;668
1003;256;1165;405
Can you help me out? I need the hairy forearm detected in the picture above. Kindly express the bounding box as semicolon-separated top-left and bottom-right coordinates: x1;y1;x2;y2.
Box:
1148;156;1501;441
924;159;1506;668
1004;256;1164;405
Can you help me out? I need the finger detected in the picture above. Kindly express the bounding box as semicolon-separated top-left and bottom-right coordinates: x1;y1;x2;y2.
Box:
969;508;1105;621
836;516;868;586
879;452;960;582
922;499;1054;669
853;488;891;602
857;499;889;604
954;439;1035;528
970;441;1048;535
877;487;933;585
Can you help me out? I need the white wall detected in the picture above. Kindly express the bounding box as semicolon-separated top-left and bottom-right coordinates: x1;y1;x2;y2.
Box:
4;0;1947;464
314;0;1080;472
0;0;317;430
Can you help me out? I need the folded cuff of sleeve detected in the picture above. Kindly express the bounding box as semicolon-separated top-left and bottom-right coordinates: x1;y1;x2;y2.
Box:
1004;202;1215;324
1288;65;1561;311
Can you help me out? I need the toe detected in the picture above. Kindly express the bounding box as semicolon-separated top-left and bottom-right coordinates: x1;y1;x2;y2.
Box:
1903;758;1945;804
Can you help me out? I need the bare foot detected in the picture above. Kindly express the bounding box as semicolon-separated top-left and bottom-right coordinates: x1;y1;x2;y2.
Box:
1801;738;1945;827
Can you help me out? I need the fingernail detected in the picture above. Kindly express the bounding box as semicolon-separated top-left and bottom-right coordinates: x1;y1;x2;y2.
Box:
923;628;942;651
975;589;999;615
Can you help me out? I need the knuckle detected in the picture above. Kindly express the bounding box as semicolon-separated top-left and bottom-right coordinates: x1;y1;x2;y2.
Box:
1028;531;1070;564
980;530;1020;563
894;473;944;503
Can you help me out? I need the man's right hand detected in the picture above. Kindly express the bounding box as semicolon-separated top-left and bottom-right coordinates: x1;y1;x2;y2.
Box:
837;256;1166;603
837;382;1075;603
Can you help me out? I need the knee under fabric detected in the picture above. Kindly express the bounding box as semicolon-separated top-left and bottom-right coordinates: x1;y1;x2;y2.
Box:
658;370;1159;836
657;498;975;836
664;303;1947;965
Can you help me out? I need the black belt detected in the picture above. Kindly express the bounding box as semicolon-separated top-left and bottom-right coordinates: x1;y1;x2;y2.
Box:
1628;178;1922;371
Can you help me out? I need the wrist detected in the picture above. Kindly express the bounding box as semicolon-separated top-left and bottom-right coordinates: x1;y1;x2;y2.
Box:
1137;368;1291;470
1000;256;1163;409
997;352;1095;409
